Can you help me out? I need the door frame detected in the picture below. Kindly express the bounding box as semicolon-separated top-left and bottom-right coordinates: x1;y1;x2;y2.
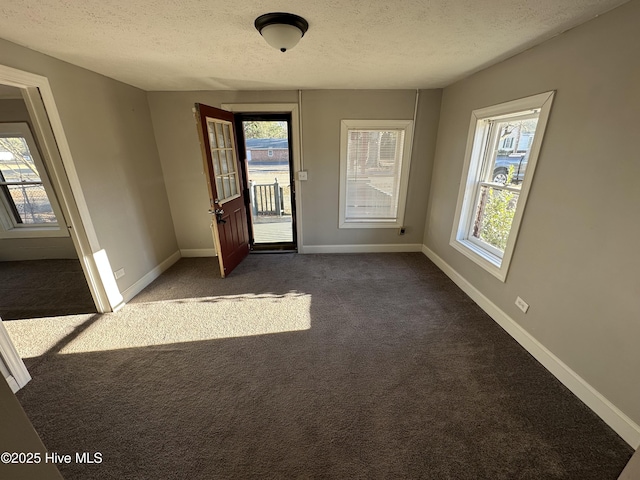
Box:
0;64;120;313
234;112;297;250
221;103;304;252
0;318;30;392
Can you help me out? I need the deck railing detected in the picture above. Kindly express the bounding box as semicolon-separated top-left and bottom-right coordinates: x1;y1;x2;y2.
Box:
250;179;285;217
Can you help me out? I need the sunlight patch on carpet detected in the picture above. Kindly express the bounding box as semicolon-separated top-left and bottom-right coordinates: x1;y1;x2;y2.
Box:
4;314;96;359
5;292;312;357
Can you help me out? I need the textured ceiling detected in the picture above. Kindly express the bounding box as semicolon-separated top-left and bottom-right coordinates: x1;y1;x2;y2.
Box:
0;0;630;91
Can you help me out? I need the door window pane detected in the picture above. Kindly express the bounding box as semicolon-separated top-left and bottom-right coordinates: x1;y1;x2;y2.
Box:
207;122;218;148
211;150;221;176
229;174;238;196
222;176;231;198
223;124;232;148
219;150;229;174
216;123;225;148
215;177;224;198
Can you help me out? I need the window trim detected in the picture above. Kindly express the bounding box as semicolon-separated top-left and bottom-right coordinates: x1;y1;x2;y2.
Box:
449;91;555;281
0;122;68;238
339;119;414;229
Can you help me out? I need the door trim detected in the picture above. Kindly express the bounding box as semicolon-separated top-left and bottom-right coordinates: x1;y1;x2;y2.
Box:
234;112;297;250
221;103;304;253
0;63;119;312
0;318;31;392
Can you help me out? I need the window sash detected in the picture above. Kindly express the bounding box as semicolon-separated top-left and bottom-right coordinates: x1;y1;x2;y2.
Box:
466;112;536;256
339;119;413;229
0;180;47;224
449;91;555;282
466;182;521;258
0;123;66;236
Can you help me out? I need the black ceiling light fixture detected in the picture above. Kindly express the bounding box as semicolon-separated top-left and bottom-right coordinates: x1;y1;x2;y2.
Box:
254;12;309;52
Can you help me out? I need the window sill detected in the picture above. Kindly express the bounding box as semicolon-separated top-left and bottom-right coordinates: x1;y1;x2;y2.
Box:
0;225;69;239
449;238;507;282
339;220;402;229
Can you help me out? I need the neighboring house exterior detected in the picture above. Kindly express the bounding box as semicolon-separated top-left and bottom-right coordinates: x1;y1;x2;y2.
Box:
498;130;534;153
245;138;289;164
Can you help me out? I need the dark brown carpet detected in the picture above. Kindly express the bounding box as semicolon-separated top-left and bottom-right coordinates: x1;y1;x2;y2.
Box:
15;254;632;479
0;259;96;320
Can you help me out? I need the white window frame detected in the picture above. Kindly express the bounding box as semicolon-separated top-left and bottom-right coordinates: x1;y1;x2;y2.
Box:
339;119;414;229
0;122;68;238
450;92;555;281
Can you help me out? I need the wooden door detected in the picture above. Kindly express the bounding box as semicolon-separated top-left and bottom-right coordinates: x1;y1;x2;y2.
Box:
195;104;250;278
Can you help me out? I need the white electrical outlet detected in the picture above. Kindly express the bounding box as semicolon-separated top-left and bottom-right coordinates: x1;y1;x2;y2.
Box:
298;171;308;181
114;268;125;279
515;296;529;313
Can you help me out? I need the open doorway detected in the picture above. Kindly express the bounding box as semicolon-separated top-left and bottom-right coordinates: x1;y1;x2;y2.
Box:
235;113;297;251
0;64;118;390
0;87;95;320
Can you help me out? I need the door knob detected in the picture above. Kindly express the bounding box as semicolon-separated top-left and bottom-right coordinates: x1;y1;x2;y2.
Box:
209;208;226;224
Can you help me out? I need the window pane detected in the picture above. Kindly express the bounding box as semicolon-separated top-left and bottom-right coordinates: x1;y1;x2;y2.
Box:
0;134;58;226
225;149;236;175
0;136;42;182
219;150;229;174
229;174;238;196
7;184;56;224
345;130;404;220
222;176;231;198
472;184;520;252
488;117;539;186
216;123;225;148
207;122;218;148
215;177;224;198
210;150;221;176
223;124;232;148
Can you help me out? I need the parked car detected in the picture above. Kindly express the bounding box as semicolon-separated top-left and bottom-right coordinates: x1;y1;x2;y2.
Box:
492;153;528;184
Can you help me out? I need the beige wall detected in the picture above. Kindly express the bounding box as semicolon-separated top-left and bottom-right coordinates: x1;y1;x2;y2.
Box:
425;0;640;426
0;237;77;261
0;39;178;292
147;89;441;251
0;377;63;479
301;90;440;247
0;98;77;261
619;447;640;480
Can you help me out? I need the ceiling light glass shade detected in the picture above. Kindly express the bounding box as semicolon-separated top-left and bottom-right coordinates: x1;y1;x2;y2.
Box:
260;24;303;52
255;13;309;52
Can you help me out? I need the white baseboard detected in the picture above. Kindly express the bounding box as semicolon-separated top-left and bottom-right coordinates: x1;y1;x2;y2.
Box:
180;248;217;258
5;375;20;393
121;250;181;303
422;245;640;449
302;243;423;254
